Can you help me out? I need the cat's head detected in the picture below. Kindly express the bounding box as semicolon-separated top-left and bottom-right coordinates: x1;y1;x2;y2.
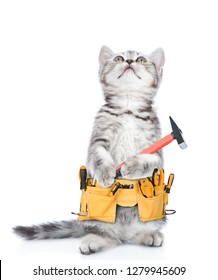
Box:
99;46;165;92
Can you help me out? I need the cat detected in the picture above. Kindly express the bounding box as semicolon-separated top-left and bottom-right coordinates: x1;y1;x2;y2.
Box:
14;46;166;254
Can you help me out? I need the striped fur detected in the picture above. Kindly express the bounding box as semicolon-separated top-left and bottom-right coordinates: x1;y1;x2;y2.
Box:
14;46;166;254
87;46;165;187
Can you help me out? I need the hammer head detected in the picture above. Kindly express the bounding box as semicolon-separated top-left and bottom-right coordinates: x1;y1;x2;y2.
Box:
170;116;187;149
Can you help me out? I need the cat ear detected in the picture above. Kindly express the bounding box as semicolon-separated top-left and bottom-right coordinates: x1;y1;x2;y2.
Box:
99;46;114;65
149;48;165;68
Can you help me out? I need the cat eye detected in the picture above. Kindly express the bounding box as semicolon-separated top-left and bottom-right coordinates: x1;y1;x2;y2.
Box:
114;56;124;63
136;56;147;63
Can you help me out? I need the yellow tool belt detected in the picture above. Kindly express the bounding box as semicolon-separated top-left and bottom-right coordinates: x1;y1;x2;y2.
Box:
77;169;174;223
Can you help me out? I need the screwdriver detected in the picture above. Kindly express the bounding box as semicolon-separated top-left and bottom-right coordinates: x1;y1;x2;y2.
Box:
166;173;174;193
152;168;159;196
79;166;87;192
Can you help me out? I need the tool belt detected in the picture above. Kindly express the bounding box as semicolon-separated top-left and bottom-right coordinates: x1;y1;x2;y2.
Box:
75;168;175;223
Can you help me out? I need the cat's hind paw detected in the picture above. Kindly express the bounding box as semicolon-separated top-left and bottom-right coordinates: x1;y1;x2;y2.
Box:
131;231;164;247
79;234;117;255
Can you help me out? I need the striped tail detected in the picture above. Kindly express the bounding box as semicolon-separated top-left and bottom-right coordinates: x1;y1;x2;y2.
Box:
13;220;86;240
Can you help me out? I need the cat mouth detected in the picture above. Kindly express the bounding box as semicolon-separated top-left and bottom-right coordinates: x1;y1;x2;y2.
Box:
118;66;141;79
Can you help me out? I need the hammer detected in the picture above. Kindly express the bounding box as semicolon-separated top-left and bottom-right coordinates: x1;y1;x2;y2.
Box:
115;116;187;178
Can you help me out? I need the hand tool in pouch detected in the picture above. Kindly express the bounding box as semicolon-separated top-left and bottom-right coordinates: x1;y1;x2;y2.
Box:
159;168;164;187
166;173;174;193
79;166;87;192
71;166;88;216
152;168;159;196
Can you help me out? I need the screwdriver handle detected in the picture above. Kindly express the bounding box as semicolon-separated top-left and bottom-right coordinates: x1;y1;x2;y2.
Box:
79;166;87;190
166;173;174;193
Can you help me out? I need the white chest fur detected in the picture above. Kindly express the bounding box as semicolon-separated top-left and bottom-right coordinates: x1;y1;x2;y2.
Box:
111;114;153;165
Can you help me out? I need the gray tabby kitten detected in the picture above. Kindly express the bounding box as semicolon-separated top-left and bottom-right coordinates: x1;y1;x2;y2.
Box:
14;46;166;254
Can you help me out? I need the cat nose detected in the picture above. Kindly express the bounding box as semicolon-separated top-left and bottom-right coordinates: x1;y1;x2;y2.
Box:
126;59;134;65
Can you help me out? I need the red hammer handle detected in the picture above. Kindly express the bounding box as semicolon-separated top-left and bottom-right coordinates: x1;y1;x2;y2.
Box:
139;133;174;155
115;133;174;172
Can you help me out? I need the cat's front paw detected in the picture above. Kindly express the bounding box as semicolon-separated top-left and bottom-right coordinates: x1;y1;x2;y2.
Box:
142;231;164;247
95;164;116;188
121;155;144;179
121;154;162;179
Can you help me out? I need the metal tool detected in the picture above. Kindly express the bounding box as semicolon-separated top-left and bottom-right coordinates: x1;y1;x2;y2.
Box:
115;117;187;178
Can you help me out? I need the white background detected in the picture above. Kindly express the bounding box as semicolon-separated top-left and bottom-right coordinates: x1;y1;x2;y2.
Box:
0;0;218;279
